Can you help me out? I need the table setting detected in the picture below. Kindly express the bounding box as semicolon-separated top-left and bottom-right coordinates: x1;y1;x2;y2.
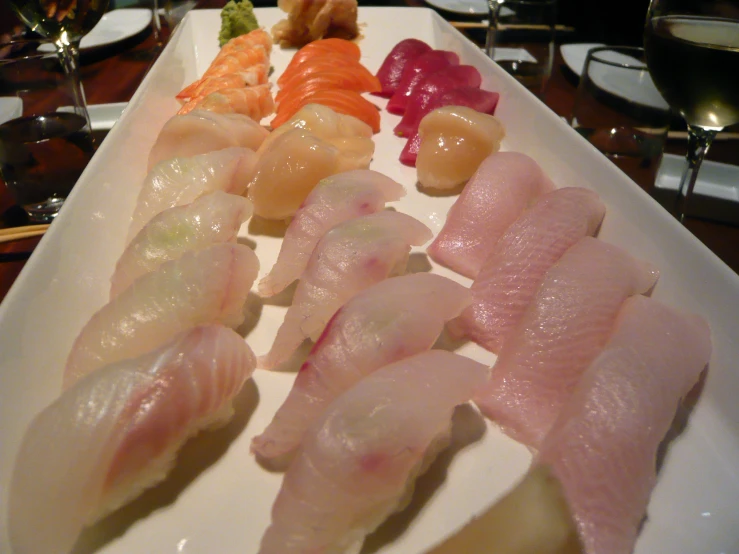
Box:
0;1;738;553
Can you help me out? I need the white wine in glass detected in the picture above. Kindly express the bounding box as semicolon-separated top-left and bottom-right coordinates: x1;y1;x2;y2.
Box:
644;1;739;222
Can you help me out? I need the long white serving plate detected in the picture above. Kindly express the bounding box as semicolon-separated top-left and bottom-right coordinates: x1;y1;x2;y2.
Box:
1;7;738;554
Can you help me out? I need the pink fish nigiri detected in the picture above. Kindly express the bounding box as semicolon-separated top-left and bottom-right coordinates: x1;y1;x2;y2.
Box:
374;38;432;97
128;147;258;243
455;187;606;354
10;324;256;554
111;191;253;298
475;237;659;447
258;211;433;370
257;170;406;297
258;350;490;554
64;243;259;388
386;50;460;115
252;273;472;464
537;295;711;554
427;152;555;279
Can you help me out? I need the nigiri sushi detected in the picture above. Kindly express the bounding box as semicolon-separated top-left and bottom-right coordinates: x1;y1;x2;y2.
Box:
252;273;472;463
111;192;253;298
177;84;275;120
258;169;405;297
257;350;490;554
374;38;432;97
258;211;432;369
64;243;259;388
277;38;361;87
386;50;460;114
9;324;256;554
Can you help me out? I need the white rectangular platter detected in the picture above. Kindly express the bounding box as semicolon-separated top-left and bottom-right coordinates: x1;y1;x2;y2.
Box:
1;7;738;554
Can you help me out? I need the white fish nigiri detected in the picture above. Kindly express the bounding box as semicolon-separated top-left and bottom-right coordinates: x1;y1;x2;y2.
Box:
10;324;256;554
257;170;406;297
252;273;471;462
258;211;432;369
258;350;490;554
111;191;253;297
128;147;258;242
427;152;555;279
64;243;259;388
474;237;659;448
537;295;711;554
147;110;269;170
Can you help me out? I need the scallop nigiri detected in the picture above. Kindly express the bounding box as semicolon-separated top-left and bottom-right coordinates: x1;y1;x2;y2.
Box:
10;324;256;554
258;211;432;369
252;273;472;463
64;243;259;388
111;192;253;298
128;146;257;243
257;170;405;297
258;350;490;554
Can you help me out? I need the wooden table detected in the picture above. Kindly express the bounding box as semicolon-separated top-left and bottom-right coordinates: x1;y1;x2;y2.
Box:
1;2;738;303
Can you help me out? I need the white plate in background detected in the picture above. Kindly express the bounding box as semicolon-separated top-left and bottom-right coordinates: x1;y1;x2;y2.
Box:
38;8;152;52
424;0;489;16
0;97;22;126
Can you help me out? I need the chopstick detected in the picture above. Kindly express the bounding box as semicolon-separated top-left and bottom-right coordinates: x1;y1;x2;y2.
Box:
667;131;739;141
450;21;575;32
0;224;50;244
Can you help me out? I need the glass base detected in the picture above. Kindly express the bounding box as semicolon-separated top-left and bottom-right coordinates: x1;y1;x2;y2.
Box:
22;196;65;224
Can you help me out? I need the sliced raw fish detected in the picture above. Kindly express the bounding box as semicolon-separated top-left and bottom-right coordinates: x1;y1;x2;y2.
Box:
277;39;361;87
258;170;405;297
393;65;482;137
386;50;460;115
64;243;259;388
276;64;381;102
536;295;711;554
257;350;490;554
252;273;472;462
374;38;433;97
271;88;381;133
416;106;506;190
258;211;432;369
475;237;659;447
147;110;269;171
427;152;555;278
128;147;257;243
456;187;606;354
111;192;253;298
10;324;256;554
427;86;500;115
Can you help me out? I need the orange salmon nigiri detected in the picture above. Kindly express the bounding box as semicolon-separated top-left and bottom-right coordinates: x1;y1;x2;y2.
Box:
272;89;380;133
278;55;367;92
277;38;361;85
275;68;381;103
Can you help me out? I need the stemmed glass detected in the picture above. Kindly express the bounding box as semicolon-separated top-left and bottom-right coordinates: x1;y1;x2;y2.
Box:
643;0;739;222
7;0;111;129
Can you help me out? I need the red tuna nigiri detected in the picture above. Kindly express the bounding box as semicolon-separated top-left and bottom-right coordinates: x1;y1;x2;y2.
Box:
386;50;460;114
374;38;432;97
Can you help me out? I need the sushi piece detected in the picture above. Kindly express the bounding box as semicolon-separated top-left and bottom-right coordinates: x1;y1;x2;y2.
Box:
147;110;269;171
536;295;711;554
474;237;659;447
374;38;432;97
277;64;380;102
64;243;259;388
180;66;270;102
416;106;506;190
258;211;432;369
258;169;405;297
252;273;472;463
271;89;381;133
177;84;275;120
258;350;490;554
386;50;460;115
128;147;258;243
111;192;253;298
219;28;274;57
427;152;555;279
277;38;361;87
456;187;606;354
248;128;373;220
9;324;256;554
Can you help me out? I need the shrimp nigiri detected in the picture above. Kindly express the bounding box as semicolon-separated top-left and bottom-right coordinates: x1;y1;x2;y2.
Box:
178;84;275;121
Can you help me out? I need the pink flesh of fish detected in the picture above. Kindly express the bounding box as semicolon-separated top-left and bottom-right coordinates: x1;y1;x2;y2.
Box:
258;211;433;370
111;191;253;298
474;237;659;448
374;38;432;97
455;187;606;354
10;324;256;554
257;170;406;298
64;243;259;388
427;152;556;279
536;295;711;554
127;146;258;243
251;273;472;463
257;350;490;554
386;50;460;115
393;65;483;137
147;110;269;171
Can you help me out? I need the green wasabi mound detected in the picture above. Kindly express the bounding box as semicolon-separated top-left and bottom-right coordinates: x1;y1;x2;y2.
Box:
219;0;259;47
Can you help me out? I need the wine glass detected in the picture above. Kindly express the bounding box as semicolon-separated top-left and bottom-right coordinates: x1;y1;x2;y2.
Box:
643;0;739;222
7;0;111;130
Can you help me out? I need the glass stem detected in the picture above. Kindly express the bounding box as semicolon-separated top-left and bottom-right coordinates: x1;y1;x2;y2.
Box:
485;0;501;59
55;39;92;131
152;0;163;45
674;124;718;223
